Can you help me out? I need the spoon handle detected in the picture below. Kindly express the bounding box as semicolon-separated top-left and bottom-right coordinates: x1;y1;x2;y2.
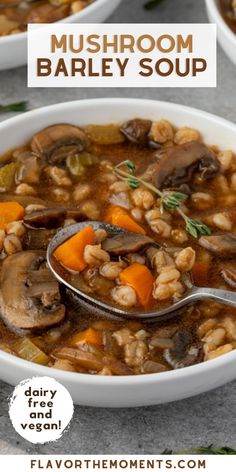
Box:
193;286;236;307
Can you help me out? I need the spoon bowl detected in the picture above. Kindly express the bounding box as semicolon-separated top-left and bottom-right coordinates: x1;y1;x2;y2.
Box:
47;221;236;321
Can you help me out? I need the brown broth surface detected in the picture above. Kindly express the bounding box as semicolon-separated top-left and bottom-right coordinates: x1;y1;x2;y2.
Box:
0;120;235;376
220;0;236;33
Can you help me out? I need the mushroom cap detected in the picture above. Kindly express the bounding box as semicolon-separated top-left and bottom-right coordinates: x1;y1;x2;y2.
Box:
31;124;90;164
221;266;236;288
164;329;203;369
120;119;152;145
152;141;220;188
199;233;236;256
0;250;65;332
24;207;87;229
53;346;133;375
102;232;156;256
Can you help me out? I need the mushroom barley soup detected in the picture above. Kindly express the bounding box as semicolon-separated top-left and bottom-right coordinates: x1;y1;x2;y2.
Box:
220;0;236;33
0;118;236;376
0;0;95;36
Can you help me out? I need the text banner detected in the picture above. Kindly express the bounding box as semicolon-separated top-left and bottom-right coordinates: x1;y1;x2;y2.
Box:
0;454;235;472
27;24;217;88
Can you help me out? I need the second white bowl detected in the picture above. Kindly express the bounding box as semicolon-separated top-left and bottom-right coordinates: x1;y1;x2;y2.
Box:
205;0;236;65
0;0;122;71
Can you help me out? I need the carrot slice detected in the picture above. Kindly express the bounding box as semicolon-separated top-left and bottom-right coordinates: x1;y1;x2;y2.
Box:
192;261;210;286
106;205;146;234
0;201;25;229
54;225;95;272
71;328;103;347
119;262;154;307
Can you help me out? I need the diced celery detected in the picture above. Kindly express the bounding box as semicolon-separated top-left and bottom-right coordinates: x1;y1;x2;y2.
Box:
66;153;95;177
66;155;85;177
85;124;125;144
79;152;94;166
0;162;18;192
14;338;49;365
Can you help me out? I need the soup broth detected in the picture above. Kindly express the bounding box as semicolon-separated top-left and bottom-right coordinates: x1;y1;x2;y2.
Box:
0;118;235;376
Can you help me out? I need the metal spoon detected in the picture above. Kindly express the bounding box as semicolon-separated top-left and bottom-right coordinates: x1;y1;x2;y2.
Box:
47;221;236;321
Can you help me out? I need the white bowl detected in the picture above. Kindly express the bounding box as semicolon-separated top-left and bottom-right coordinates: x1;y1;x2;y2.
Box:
205;0;236;65
0;0;122;71
0;97;236;407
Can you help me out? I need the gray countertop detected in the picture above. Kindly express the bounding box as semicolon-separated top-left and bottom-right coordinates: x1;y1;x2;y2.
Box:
0;0;236;455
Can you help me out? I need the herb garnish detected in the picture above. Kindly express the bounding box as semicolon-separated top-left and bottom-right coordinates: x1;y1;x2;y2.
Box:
0;101;28;113
112;160;211;239
195;446;236;455
162;445;236;455
144;0;165;10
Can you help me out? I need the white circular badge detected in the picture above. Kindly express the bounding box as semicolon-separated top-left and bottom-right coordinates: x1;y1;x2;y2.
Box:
9;376;74;444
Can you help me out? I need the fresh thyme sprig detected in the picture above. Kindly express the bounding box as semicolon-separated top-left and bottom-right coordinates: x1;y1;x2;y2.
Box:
144;0;165;10
112;160;211;239
162;445;236;455
160;191;188;213
185;218;211;239
0;101;28;113
196;446;236;455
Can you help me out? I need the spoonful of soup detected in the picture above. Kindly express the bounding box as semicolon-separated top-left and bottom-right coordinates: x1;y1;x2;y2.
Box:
47;222;236;321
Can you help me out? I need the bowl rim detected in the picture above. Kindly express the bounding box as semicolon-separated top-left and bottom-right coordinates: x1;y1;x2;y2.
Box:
205;0;236;45
0;0;115;45
0;96;236;387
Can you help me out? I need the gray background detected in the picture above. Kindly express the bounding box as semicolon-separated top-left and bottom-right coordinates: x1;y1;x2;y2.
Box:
0;0;235;455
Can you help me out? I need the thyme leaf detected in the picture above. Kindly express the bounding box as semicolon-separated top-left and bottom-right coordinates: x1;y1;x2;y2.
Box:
185;218;211;238
126;177;140;189
117;159;136;175
161;448;173;454
161;445;236;455
164;192;188;211
0;101;28;113
112;160;211;239
196;446;236;455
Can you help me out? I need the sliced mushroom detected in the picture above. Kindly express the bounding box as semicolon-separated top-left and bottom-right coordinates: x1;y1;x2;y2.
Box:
120;119;152;145
15;155;41;185
24;208;87;229
31;124;89;164
13;149;33;161
221;266;236;288
24;208;66;229
163;329;203;369
142;360;168;373
0;251;65;332
199;233;236;256
109;192;131;210
0;194;46;206
102;232;156;256
53;347;133;375
152;141;220;188
24;229;57;250
66;209;88;221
